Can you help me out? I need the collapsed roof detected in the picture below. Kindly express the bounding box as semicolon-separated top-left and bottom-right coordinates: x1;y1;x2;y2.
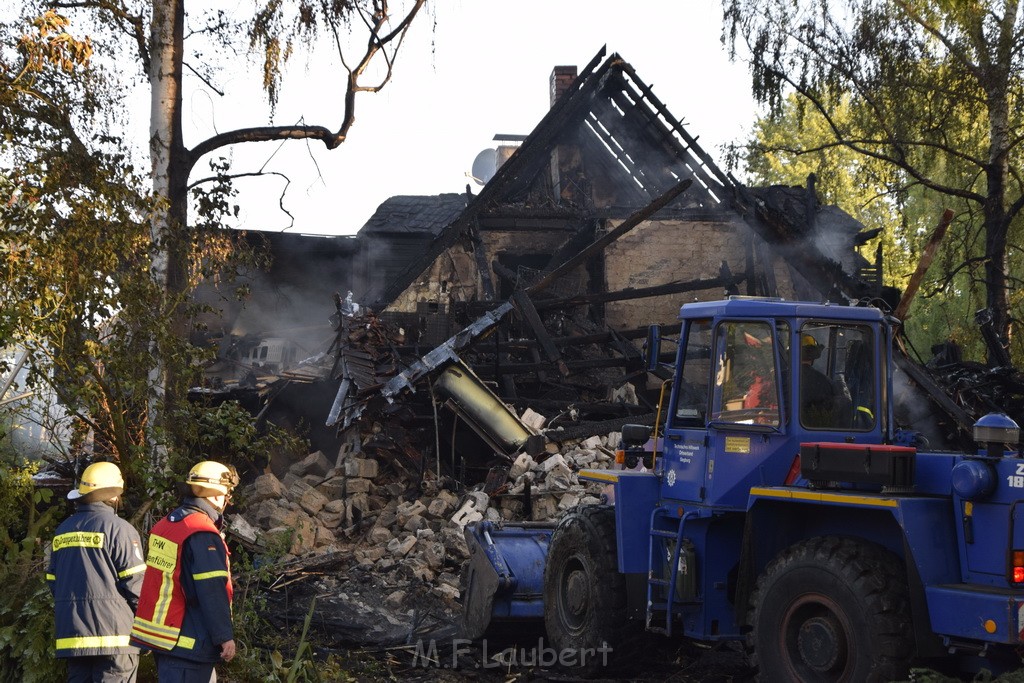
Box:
374;48;883;314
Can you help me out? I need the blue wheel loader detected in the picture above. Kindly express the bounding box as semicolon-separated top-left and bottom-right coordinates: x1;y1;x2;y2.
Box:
462;297;1024;681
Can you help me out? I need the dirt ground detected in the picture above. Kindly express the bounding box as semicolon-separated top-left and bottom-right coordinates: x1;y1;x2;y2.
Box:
259;569;1024;683
260;568;756;682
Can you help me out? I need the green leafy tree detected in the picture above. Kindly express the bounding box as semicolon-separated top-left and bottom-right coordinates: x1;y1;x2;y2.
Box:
744;93;906;254
743;92;989;360
105;0;424;416
725;0;1024;360
2;1;426;469
2;12;157;472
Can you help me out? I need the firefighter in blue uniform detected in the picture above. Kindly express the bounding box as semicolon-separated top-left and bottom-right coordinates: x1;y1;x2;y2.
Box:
131;461;238;683
47;461;146;682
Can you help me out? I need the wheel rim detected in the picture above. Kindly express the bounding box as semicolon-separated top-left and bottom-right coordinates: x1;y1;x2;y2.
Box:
557;556;589;634
778;593;854;681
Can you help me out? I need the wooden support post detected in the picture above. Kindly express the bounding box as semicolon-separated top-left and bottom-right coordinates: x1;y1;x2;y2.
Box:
492;261;519;288
469;222;495;301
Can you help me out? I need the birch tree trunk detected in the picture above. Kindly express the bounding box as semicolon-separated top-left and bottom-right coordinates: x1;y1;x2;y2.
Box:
148;0;190;455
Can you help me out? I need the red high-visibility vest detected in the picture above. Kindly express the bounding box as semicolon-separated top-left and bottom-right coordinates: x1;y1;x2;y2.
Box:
130;511;232;651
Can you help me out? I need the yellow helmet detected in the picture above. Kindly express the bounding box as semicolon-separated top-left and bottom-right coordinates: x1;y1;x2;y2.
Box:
68;461;124;501
801;334;823;360
185;461;239;497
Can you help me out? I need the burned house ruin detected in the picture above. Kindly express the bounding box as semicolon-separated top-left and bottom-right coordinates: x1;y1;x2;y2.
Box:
169;50;1024;652
197;49;1011;494
307;49;897;486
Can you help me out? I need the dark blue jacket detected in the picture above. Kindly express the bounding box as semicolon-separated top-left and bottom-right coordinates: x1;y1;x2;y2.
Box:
47;502;145;657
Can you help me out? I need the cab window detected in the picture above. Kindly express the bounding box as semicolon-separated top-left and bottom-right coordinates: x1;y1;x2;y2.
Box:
799;323;875;430
709;321;781;427
671;319;712;427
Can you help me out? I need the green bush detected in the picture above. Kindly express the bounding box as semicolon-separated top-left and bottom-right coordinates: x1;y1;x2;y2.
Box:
0;454;63;683
163;400;307;484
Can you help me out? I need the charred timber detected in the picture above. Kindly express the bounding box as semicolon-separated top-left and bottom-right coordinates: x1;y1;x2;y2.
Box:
527;178;693;297
512;398;649;417
391;326;657;356
534;274;746;311
892;351;972;433
474;352;675;377
511;290;570;377
546;412;657;442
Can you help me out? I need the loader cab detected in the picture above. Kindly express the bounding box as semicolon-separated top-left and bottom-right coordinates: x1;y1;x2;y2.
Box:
656;299;888;509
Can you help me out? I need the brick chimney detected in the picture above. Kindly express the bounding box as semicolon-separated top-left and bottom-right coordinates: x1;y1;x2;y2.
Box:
549;66;578;107
548;65;585;206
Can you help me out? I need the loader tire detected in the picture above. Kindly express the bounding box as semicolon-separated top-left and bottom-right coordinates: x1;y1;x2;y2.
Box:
747;536;914;682
543;505;627;673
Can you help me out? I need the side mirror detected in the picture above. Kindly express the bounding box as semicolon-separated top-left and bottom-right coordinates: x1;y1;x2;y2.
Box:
621;423;653;448
645;325;662;372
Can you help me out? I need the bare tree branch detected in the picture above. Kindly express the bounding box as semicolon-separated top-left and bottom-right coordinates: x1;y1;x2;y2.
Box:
184;61;223;96
186;0;424;167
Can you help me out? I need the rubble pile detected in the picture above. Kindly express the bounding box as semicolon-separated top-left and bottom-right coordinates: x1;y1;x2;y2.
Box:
228;423;621;604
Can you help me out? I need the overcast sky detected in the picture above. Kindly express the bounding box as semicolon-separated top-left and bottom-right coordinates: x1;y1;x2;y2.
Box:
193;1;758;236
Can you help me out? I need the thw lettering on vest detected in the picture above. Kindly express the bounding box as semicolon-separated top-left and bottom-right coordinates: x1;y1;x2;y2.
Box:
146;535;178;572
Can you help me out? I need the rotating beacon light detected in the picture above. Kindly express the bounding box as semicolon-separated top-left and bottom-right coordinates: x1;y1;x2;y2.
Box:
951;413;1019;502
970;413;1024;585
973;412;1020;459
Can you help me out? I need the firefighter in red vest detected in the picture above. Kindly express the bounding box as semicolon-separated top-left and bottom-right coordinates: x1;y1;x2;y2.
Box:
48;461;146;682
131;461;238;682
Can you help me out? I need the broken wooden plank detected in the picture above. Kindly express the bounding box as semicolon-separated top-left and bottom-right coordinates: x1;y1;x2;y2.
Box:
893;345;972;432
397;326;655;355
468;221;496;301
475;352;673;377
534;273;744;310
512;289;570;377
491;260;519;288
547;412;658;442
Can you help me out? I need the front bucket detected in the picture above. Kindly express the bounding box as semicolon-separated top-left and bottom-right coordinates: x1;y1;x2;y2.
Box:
461;520;554;639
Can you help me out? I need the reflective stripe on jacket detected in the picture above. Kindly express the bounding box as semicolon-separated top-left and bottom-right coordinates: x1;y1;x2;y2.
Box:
131;498;233;663
47;502;145;657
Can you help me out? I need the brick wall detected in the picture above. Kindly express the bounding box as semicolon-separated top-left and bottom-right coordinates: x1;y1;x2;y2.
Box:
387;244;480;313
387;218;795;331
603;217;793;330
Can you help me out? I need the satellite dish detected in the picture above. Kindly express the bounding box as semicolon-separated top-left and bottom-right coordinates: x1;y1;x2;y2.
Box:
469;148;499;186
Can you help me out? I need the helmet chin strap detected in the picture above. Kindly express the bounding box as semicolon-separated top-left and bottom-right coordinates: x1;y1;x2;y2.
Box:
208;492;229;512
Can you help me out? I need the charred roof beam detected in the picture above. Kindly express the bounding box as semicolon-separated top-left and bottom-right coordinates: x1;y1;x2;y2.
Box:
527;178;693;297
373;48;612;309
533;273;746;311
511;289;570;377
